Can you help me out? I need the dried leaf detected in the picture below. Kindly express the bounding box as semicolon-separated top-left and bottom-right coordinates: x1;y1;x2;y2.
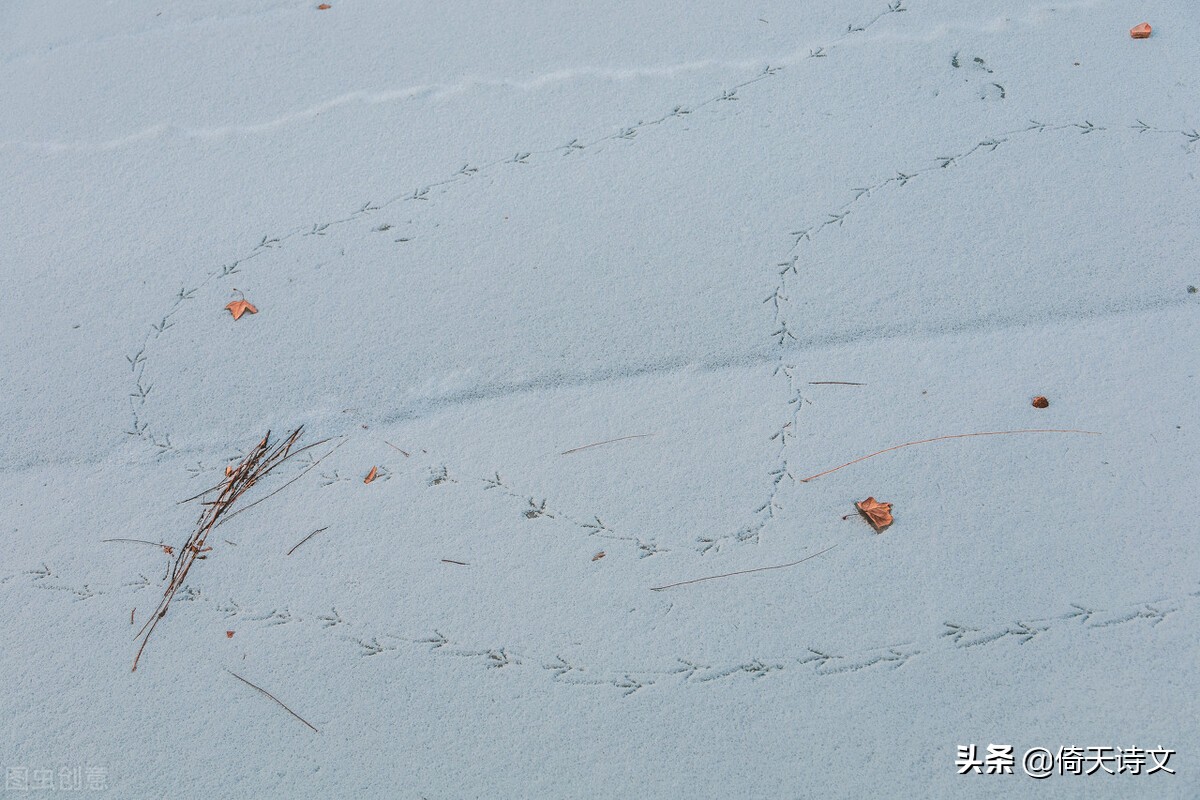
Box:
225;630;235;638
225;299;258;320
317;3;331;8
855;497;894;532
592;551;606;561
363;466;378;484
1130;22;1151;39
1031;396;1050;409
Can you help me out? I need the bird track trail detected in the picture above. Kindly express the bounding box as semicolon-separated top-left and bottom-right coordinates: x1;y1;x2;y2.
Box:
4;560;1194;697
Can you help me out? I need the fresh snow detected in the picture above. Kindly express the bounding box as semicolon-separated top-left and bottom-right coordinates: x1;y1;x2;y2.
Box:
2;1;1197;797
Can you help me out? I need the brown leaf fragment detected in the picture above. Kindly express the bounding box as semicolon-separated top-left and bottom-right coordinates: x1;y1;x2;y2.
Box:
855;497;894;532
225;299;258;320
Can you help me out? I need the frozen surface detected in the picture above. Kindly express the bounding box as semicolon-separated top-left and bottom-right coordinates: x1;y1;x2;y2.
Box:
1;1;1197;797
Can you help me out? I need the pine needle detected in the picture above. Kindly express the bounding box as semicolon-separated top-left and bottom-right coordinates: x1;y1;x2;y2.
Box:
798;428;1101;483
650;544;838;591
102;538;171;549
561;433;655;455
382;440;409;457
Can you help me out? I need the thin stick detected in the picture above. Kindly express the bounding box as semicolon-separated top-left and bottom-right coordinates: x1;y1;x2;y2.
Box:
382;440;410;457
650;544;838;591
102;538;171;549
808;381;865;386
177;478;231;505
798;428;1101;483
134;428;327;671
130;608;135;625
216;437;347;528
561;433;655;456
441;559;468;566
286;527;329;556
226;670;318;733
177;435;336;505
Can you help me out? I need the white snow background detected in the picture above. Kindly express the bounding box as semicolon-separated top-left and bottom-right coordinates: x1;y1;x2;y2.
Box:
1;0;1197;797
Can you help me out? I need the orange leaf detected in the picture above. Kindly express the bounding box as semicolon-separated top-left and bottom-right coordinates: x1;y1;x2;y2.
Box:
317;3;331;8
225;299;258;320
1130;22;1151;39
225;630;235;638
1031;395;1049;409
363;466;378;484
855;497;894;532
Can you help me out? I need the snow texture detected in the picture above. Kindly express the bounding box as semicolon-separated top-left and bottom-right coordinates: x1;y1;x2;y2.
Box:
1;0;1197;797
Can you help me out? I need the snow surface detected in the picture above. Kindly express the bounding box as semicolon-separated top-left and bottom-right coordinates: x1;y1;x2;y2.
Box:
2;0;1198;797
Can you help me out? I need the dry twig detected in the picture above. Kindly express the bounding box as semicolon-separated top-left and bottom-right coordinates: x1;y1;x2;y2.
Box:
132;428;340;671
286;527;329;556
226;670;318;733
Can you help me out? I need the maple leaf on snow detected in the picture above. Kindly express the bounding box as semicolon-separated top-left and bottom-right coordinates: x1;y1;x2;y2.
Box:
225;299;257;320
